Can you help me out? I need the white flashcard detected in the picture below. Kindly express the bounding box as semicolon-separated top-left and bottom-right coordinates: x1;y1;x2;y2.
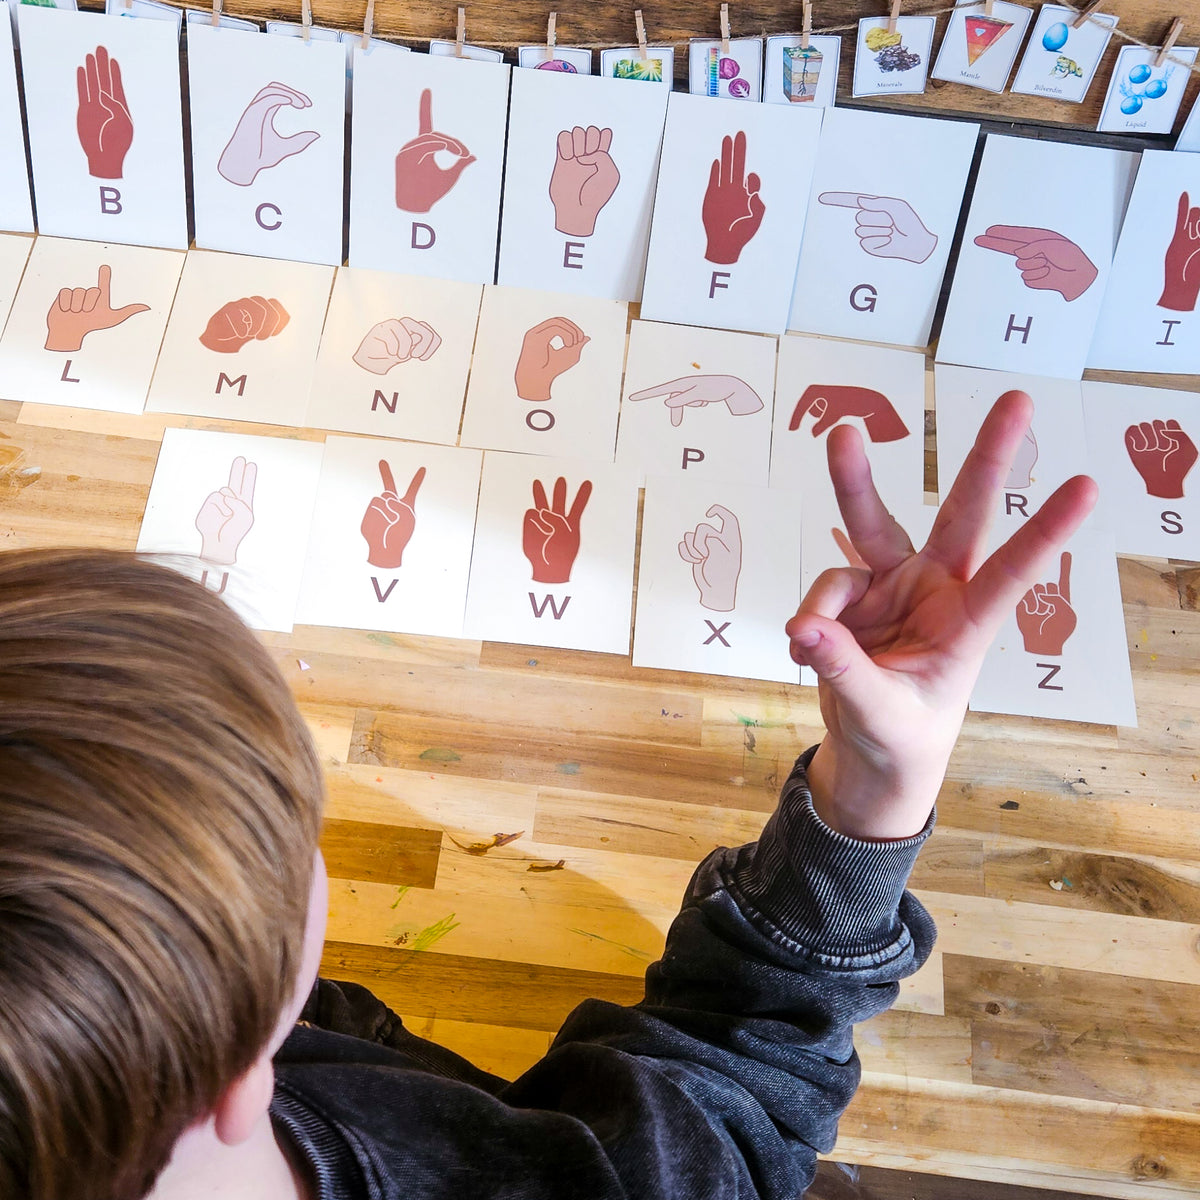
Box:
0;15;32;233
764;35;841;108
184;10;258;33
295;437;482;639
852;17;935;97
187;23;345;265
634;474;802;684
264;22;351;105
0;232;30;333
0;235;181;412
1010;3;1117;103
1176;93;1200;152
599;46;675;90
7;0;76;33
641;92;822;335
969;526;1135;727
936;134;1136;379
1082;380;1200;560
930;2;1033;92
104;0;182;36
497;69;668;303
429;39;503;63
615;320;777;486
19;5;186;248
789;107;979;348
146;249;333;426
464;453;639;653
1089;151;1200;375
688;37;763;101
349;50;509;286
459;285;627;460
518;45;592;74
1098;44;1198;135
307;266;480;445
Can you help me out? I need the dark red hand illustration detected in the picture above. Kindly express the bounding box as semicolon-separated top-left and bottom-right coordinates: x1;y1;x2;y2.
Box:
199;297;290;354
522;477;592;584
76;46;132;180
974;225;1098;302
1125;419;1197;500
514;317;589;402
1158;191;1200;313
788;384;910;442
361;461;426;569
702;131;765;265
1016;551;1076;656
395;89;476;214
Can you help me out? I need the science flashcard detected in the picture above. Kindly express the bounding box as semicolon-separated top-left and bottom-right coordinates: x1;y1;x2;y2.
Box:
1010;3;1117;103
136;427;325;633
497;68;669;303
687;37;763;101
0;235;181;413
852;16;936;98
936;134;1136;379
764;35;841;108
0;15;32;233
429;39;503;62
349;50;509;286
789;107;979;349
930;2;1033;93
306;266;482;446
614;319;777;487
103;0;182;34
19;5;187;248
146;249;334;427
1098;44;1198;136
0;233;30;332
463;452;640;654
184;9;257;32
599;45;675;89
633;474;802;685
640;92;822;335
295;436;483;640
517;45;592;73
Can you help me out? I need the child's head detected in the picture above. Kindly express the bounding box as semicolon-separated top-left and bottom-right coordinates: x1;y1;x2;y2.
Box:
0;549;326;1200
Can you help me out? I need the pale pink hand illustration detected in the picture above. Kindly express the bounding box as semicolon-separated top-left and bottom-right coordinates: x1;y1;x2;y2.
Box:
514;317;589;402
199;296;290;354
1125;419;1197;500
43;264;150;353
629;375;764;428
1016;551;1076;656
394;89;475;214
679;504;742;612
974;225;1098;302
702;130;765;265
1158;191;1200;313
195;456;257;566
352;318;442;374
218;82;318;187
818;192;938;264
789;384;910;443
361;461;425;569
76;46;132;180
522;477;593;584
549;125;620;237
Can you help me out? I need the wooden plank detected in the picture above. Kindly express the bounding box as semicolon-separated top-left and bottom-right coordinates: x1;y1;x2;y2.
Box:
397;1013;552;1081
809;1161;1107;1200
320;818;443;889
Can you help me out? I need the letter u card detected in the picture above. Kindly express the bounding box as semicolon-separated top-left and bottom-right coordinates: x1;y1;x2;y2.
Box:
187;23;345;266
0;16;32;233
18;5;187;248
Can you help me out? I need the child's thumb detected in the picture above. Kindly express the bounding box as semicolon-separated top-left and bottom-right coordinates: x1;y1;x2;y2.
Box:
788;616;875;705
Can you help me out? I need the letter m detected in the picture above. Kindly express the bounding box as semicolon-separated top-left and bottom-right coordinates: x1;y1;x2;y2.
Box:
216;373;248;396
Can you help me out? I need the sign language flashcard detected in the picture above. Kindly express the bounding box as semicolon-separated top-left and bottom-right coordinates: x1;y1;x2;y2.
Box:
1097;44;1198;134
852;16;936;97
1011;4;1118;103
763;34;841;107
0;235;181;413
307;266;482;445
17;5;186;248
463;453;640;653
936;134;1137;379
187;22;345;266
295;437;483;640
640;92;823;335
789;107;978;348
497;68;669;302
687;37;763;101
930;2;1033;93
0;15;31;233
0;233;31;330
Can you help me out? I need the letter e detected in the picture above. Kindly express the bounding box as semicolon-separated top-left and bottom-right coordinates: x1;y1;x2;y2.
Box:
563;242;585;270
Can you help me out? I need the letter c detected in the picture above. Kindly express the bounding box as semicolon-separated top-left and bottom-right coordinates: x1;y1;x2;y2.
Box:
255;202;283;231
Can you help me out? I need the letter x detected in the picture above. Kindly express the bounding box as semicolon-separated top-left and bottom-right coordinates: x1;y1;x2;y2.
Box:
703;620;731;646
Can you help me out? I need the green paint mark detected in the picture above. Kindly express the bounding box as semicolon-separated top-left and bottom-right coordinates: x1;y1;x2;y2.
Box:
412;914;461;952
556;762;582;775
419;747;462;763
390;885;410;909
366;632;404;648
732;712;788;729
569;928;652;962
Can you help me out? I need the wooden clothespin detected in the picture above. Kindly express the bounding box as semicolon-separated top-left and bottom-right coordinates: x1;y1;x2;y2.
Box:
887;0;901;37
635;9;648;60
984;0;994;14
720;3;731;55
1155;17;1184;68
301;0;312;42
545;11;557;60
455;6;466;58
211;0;222;27
360;0;375;49
1072;1;1104;30
801;0;812;50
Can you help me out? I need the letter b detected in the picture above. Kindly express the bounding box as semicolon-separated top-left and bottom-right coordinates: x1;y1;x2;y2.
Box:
99;186;122;215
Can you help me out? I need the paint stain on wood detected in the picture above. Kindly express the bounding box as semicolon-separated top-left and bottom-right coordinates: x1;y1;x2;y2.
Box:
419;747;462;763
0;442;41;499
448;831;524;856
527;859;566;872
569;927;652;961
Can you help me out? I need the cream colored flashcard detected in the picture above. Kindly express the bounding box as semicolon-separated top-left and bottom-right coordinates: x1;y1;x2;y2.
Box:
852;17;935;97
640;92;823;336
687;37;763;101
146;249;334;427
614;319;777;486
306;266;481;445
349;50;510;285
295;437;482;639
936;135;1137;379
0;15;31;233
789;107;978;348
18;5;186;248
764;35;841;108
599;46;675;90
0;233;30;333
429;39;503;62
459;284;628;461
1010;4;1117;104
0;235;181;412
497;68;668;303
633;474;802;684
930;2;1032;93
463;452;639;653
187;23;345;265
1097;44;1197;135
136;427;325;633
1082;380;1200;561
517;46;592;73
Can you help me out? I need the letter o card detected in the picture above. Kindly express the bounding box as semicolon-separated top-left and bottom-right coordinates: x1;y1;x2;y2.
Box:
0;16;32;233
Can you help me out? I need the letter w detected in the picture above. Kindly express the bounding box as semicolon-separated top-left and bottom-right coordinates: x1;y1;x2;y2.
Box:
529;592;570;619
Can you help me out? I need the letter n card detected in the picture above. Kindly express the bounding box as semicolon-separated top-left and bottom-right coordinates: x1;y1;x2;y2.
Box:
0;15;32;233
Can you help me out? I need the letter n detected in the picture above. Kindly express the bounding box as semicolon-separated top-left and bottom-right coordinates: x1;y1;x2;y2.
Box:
372;390;400;414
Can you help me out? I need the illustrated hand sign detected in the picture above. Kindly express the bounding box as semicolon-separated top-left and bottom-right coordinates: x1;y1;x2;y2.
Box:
1158;191;1200;313
218;82;319;187
394;89;476;214
522;477;593;584
629;375;764;428
818;193;938;264
1006;422;1039;490
1125;419;1197;500
974;225;1098;302
43;264;150;353
514;317;589;402
549;126;620;238
76;46;133;180
199;296;290;354
361;461;426;569
352;318;442;374
789;384;910;443
702;131;765;265
679;504;742;612
1017;551;1076;656
195;456;257;566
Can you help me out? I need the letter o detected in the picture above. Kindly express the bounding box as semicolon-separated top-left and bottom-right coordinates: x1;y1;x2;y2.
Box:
525;408;556;432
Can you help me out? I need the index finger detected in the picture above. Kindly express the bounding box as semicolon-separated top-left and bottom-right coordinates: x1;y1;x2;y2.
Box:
401;466;426;506
567;479;592;525
818;191;866;209
731;130;747;188
1058;551;1071;604
378;459;397;495
418;88;433;136
238;460;257;506
96;263;112;301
